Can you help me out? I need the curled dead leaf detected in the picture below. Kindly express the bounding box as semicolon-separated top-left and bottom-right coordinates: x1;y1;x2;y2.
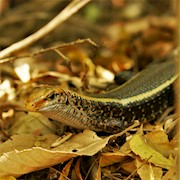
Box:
0;130;111;177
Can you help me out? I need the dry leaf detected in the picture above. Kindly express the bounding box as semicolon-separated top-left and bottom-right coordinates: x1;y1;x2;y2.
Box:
52;130;110;155
0;177;16;180
121;159;137;174
96;164;101;180
9;112;57;136
0;130;111;177
144;131;174;157
74;158;83;180
162;166;176;180
99;152;127;167
119;140;131;154
59;159;73;180
136;159;163;180
129;133;173;169
88;157;100;180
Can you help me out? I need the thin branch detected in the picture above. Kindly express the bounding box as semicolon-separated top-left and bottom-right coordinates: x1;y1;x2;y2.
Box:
0;38;97;64
0;0;92;59
125;156;152;180
112;120;140;138
32;38;98;56
53;49;71;70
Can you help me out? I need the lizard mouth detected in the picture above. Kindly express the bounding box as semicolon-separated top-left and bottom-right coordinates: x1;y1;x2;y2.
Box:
25;101;38;112
25;98;46;112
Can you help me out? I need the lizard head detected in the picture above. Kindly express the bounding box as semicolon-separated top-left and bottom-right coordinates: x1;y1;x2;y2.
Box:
25;86;68;112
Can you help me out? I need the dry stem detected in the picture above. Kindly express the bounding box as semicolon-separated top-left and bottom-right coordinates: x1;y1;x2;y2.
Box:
0;38;97;64
0;0;92;60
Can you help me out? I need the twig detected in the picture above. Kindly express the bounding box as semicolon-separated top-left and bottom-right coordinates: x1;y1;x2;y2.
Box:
0;38;97;64
31;38;97;56
157;106;174;123
112;120;140;138
125;156;152;180
53;49;71;70
0;0;92;59
49;167;71;180
84;156;99;180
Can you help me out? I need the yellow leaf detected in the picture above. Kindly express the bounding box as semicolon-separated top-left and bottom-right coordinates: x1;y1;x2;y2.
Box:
144;131;174;157
129;133;173;169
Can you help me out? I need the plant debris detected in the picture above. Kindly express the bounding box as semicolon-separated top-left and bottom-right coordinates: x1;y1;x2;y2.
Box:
0;0;178;179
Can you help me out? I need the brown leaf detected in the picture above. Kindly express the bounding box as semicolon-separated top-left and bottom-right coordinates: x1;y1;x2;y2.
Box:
58;159;73;180
74;158;83;180
99;152;127;167
121;159;137;174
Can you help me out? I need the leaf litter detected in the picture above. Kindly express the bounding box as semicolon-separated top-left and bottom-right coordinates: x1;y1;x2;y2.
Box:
0;0;178;179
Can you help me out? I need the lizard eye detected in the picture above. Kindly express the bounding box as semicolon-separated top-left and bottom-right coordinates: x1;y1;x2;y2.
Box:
46;93;58;100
